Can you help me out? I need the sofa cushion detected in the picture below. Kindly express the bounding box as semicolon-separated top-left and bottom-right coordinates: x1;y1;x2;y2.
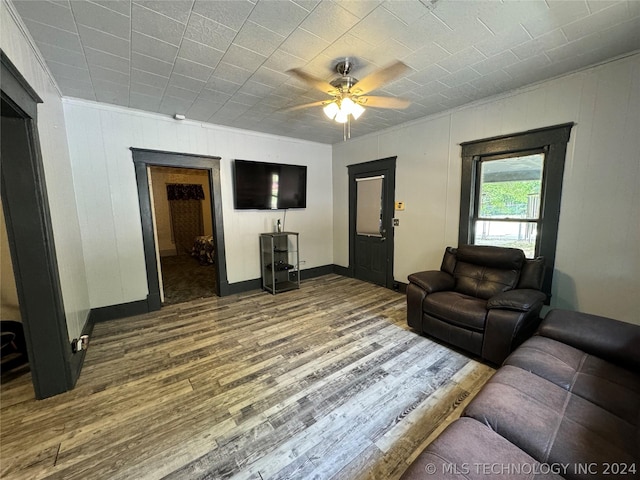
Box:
400;417;564;480
424;291;487;332
464;365;639;477
505;336;640;427
538;309;640;372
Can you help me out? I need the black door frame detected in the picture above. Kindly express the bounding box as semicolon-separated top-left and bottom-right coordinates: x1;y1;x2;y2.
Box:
348;156;396;289
131;148;230;309
1;51;75;399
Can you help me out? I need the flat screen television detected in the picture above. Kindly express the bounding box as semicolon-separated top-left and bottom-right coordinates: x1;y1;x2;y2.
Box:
233;159;307;210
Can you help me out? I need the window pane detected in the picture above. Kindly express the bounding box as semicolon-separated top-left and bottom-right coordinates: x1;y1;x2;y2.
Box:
356;176;383;236
474;220;537;258
478;153;543;219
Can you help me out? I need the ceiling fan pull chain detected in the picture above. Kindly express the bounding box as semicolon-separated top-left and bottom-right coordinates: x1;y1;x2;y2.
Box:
343;116;351;141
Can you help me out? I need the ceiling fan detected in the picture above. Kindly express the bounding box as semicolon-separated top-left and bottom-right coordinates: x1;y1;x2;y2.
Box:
284;58;411;139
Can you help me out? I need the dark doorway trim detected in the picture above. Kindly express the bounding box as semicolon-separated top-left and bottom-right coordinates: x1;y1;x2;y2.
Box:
131;148;229;309
1;50;75;399
347;157;397;289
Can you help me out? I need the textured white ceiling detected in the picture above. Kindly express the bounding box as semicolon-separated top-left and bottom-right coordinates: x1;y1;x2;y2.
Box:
11;0;640;143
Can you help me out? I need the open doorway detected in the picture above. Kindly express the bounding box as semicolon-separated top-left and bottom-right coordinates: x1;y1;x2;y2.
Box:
132;148;228;309
1;198;29;382
149;166;217;305
1;52;74;399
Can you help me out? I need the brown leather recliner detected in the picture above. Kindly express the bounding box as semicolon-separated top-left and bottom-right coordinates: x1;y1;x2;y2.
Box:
407;244;546;365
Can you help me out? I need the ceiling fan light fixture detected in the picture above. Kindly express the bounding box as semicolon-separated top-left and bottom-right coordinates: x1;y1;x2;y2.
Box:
323;101;340;120
350;102;365;120
335;109;349;123
340;96;355;113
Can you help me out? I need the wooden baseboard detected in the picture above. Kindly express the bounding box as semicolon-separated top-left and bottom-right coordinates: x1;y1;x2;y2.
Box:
332;264;352;277
395;280;408;293
88;298;151;323
226;278;262;294
86;266;352;321
302;265;334;279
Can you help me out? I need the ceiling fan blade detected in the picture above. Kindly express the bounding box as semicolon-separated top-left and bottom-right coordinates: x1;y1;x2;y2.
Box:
350;61;411;95
356;96;411;109
287;68;338;95
280;100;329;112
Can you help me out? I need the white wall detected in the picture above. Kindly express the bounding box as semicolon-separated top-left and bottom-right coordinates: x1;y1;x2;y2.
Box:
333;53;640;325
63;100;333;308
1;1;90;339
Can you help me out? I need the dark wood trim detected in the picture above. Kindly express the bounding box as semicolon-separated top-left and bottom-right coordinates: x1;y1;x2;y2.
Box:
1;50;42;118
82;265;359;315
1;52;75;399
300;265;333;279
347;157;397;290
227;278;263;295
459;123;574;296
332;264;352;277
131;148;230;307
88;299;152;323
130;148;222;161
459;123;574;156
395;281;408;294
225;265;337;295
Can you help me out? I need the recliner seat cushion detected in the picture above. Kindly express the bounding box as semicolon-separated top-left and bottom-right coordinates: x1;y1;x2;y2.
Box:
423;291;488;331
505;336;640;426
464;365;639;476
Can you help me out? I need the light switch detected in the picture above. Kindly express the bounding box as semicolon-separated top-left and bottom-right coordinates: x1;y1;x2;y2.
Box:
395;201;405;211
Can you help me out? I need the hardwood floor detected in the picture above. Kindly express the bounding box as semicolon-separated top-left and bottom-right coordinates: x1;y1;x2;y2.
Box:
160;254;217;305
0;275;494;480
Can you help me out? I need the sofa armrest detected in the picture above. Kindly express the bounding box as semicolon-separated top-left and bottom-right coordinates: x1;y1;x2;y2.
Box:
407;270;454;293
487;289;546;312
538;309;640;371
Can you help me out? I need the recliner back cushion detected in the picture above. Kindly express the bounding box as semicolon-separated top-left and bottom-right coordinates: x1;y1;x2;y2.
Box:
441;247;457;275
454;262;520;299
517;257;545;290
456;245;525;270
453;245;525;300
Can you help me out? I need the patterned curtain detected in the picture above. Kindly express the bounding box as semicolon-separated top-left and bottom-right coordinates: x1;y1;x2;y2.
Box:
167;183;205;200
167;184;204;255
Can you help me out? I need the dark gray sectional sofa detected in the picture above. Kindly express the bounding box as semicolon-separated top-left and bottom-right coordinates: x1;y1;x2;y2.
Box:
401;309;640;479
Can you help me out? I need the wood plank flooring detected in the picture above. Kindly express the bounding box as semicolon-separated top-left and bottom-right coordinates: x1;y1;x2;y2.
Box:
0;275;494;480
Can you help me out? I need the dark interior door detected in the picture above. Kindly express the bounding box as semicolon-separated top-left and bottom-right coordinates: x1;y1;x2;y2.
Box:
348;157;396;288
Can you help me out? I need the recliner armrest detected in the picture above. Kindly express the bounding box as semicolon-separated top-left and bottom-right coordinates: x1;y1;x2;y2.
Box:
487;289;546;312
538;309;640;372
407;271;455;293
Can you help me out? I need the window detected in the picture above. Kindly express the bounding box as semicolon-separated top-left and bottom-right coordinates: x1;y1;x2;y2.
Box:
474;151;543;258
459;123;574;294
